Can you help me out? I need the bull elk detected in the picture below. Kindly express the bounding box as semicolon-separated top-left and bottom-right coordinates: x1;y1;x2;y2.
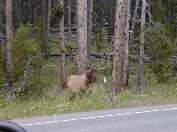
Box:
65;69;96;100
64;63;110;100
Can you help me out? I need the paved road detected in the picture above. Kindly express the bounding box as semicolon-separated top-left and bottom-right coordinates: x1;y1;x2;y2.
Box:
13;104;177;132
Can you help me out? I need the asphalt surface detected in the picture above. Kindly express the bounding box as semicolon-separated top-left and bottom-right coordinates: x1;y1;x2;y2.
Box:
13;104;177;132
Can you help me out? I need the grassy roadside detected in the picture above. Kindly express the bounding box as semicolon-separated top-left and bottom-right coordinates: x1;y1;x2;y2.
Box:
0;81;177;120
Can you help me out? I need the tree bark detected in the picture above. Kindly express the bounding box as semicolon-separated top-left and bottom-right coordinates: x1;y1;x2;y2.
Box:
32;1;37;35
47;0;52;40
147;0;152;22
104;0;115;41
167;0;172;23
59;0;66;89
87;0;93;65
113;0;126;94
0;0;2;45
124;0;131;88
136;0;146;93
67;0;72;45
129;0;139;46
5;0;14;93
76;0;88;74
41;0;49;58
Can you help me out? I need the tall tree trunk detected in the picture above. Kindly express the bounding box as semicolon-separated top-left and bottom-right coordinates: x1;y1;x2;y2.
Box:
41;0;49;58
76;0;88;74
147;0;152;23
124;0;131;88
87;0;93;65
47;0;51;50
0;0;3;65
129;0;139;47
107;0;116;42
5;0;14;94
47;0;52;31
67;0;72;45
173;55;177;79
32;1;37;35
0;0;2;45
167;0;172;23
136;0;146;93
113;0;126;94
59;0;66;89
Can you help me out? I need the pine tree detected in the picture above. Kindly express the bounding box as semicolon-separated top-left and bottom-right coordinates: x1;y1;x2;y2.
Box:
76;0;88;74
113;0;126;93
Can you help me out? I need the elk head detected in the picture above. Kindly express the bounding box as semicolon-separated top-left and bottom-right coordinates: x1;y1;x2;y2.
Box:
85;69;96;86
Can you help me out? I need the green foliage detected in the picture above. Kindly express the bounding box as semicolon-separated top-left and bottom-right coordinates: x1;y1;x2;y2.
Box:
36;17;50;57
0;44;6;88
17;56;46;98
146;23;176;83
0;48;5;86
93;6;105;29
11;24;39;81
92;6;109;52
153;0;165;23
168;0;177;36
93;29;108;52
52;3;64;18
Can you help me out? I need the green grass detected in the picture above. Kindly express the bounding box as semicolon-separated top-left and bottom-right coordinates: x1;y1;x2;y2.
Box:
1;56;177;120
0;81;177;120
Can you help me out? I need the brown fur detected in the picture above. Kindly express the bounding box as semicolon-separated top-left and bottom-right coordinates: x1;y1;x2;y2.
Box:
65;70;95;99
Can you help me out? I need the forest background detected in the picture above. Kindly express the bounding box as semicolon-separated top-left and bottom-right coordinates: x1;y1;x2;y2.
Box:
0;0;177;119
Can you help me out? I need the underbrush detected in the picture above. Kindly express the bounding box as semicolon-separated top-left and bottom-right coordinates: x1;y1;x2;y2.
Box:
0;81;177;120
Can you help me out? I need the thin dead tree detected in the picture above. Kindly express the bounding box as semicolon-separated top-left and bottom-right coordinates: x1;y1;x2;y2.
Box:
76;0;88;74
129;0;140;46
47;0;52;42
0;0;2;45
67;0;72;45
147;0;152;22
136;0;146;93
32;0;37;35
41;0;49;58
113;0;127;94
59;0;66;89
124;0;131;88
87;0;93;64
166;0;171;23
5;0;14;97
